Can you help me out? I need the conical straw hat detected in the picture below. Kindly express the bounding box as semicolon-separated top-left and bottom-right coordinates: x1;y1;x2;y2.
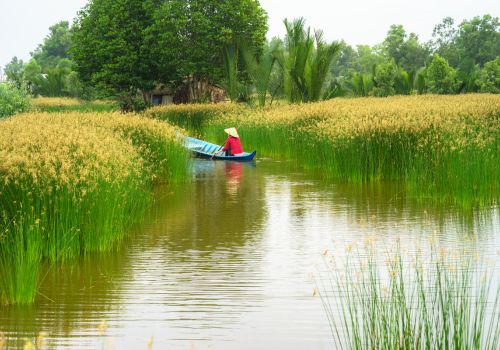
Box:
224;127;239;138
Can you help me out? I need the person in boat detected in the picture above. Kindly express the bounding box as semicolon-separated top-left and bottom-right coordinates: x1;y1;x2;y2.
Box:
218;127;244;157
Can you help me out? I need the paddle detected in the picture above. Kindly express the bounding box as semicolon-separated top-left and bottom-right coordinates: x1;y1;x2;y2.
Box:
211;149;224;160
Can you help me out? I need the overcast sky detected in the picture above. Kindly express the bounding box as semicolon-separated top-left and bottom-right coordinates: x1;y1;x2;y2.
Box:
1;0;499;77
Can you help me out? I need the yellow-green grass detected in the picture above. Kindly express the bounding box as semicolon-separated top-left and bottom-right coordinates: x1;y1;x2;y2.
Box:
32;97;118;113
0;112;187;305
317;240;500;349
145;94;500;206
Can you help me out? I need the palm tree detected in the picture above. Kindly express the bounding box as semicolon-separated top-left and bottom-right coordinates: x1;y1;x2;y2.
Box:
281;18;314;102
349;72;373;97
306;30;341;101
242;41;279;107
279;18;340;103
222;43;239;102
395;68;416;95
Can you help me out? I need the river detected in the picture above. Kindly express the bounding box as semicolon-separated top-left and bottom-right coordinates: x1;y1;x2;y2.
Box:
1;159;498;349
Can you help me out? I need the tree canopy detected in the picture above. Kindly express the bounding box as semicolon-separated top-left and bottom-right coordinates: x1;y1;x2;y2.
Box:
71;0;160;97
4;7;498;102
71;0;268;102
32;21;72;70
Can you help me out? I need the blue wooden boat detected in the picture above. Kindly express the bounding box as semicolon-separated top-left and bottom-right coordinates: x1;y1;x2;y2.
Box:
185;136;256;161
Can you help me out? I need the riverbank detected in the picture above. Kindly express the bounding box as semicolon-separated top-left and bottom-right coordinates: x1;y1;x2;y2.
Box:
146;94;500;206
0;112;187;305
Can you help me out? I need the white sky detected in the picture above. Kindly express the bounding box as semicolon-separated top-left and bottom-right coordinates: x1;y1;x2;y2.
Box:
0;0;499;77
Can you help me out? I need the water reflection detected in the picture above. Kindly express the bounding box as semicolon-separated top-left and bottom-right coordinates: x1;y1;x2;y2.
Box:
0;159;498;349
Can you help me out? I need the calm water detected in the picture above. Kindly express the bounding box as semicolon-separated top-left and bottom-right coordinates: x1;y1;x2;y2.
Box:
1;159;499;349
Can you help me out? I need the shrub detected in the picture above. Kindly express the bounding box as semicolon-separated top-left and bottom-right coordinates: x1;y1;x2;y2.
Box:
0;83;31;118
373;60;398;97
478;57;500;93
426;54;459;94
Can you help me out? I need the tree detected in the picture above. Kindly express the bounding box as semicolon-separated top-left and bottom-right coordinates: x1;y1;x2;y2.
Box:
455;15;500;71
348;72;373;97
242;40;279;106
383;25;406;65
431;17;460;67
279;18;340;103
477;57;500;93
222;44;240;102
395;67;415;95
353;45;385;75
330;41;357;78
426;54;459;94
36;59;74;97
145;0;268;101
373;60;398;97
4;57;25;89
383;25;428;72
0;83;31;118
23;59;42;94
72;0;161;107
400;33;429;72
32;21;72;70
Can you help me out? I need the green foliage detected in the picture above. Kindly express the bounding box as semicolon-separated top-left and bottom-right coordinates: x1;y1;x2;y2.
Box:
329;14;497;97
426;54;459;94
72;0;267;104
37;59;74;97
242;41;279;106
323;78;347;99
455;15;500;71
309;31;341;101
3;21;93;99
280;18;340;103
348;73;373;97
72;0;160;100
35;100;119;113
0;83;31;118
145;0;268;95
22;59;42;94
477;57;500;93
223;44;240;102
394;68;416;95
431;17;460;67
4;57;25;89
383;25;429;72
281;18;314;102
457;65;480;93
415;67;427;94
32;21;72;70
373;60;398;97
432;15;499;72
118;93;151;113
354;45;386;74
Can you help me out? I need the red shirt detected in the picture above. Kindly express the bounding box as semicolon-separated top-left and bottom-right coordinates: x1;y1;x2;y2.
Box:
222;136;243;155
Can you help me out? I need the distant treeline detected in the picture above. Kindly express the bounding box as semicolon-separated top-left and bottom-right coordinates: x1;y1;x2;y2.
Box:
326;15;499;97
2;0;499;109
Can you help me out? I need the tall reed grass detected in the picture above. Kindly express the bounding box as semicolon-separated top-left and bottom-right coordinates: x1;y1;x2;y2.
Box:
316;240;500;349
0;112;187;305
146;103;239;134
145;94;500;205
32;97;118;113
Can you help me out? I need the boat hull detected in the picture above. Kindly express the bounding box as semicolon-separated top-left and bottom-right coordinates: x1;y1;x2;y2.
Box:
193;150;256;161
184;136;256;162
